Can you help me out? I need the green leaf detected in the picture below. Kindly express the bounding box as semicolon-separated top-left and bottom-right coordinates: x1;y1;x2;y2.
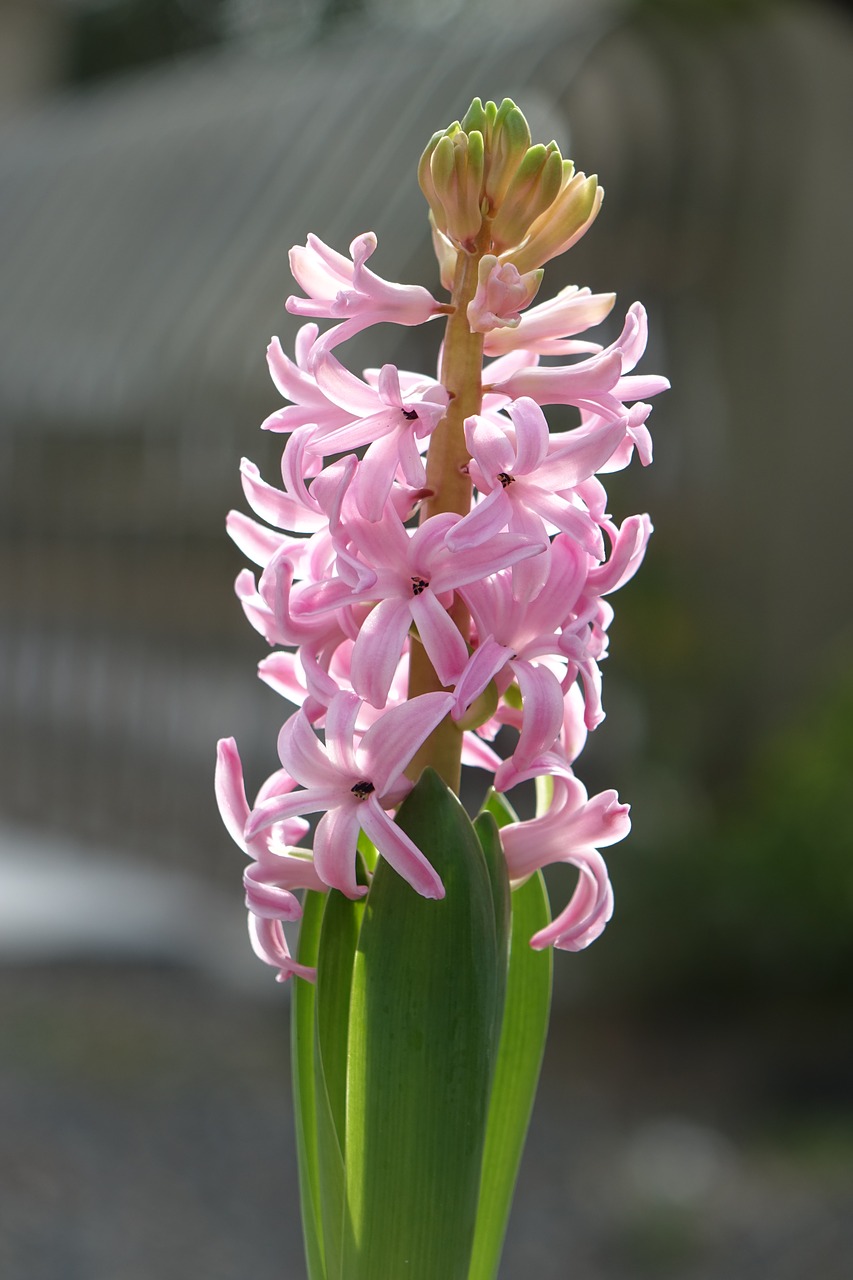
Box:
468;868;552;1280
316;886;366;1151
474;810;511;1048
314;887;365;1280
292;889;329;1280
343;769;502;1280
483;787;520;829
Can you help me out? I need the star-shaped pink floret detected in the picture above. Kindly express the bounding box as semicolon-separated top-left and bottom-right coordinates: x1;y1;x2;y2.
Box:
295;507;543;708
244;691;454;901
447;397;623;599
307;355;447;520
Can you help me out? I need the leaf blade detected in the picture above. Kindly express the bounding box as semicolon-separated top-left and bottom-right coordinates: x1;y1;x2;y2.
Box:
291;889;329;1280
468;868;552;1280
343;769;502;1280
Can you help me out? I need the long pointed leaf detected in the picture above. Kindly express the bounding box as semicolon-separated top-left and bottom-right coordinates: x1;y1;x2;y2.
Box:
314;887;364;1280
468;867;552;1280
292;889;329;1280
343;769;502;1280
474;810;511;1051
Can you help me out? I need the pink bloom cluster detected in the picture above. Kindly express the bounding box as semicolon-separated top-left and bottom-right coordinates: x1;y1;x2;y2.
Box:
216;233;667;982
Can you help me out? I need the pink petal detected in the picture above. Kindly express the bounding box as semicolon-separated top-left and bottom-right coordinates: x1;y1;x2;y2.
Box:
244;865;305;919
444;488;510;551
226;511;293;568
313;352;383;416
244;785;341;843
313;804;366;898
350;598;412;709
505;504;551;604
257;651;310;705
214;738;250;853
358;692;455;797
377;362;404;408
277;712;343;789
322;691;361;776
530;852;613;951
496;661;564;785
461;732;503;772
247;914;316;984
240;457;324;533
522;487;603;559
410;590;469;687
451;636;513;722
353;433;403;522
360;796;444;899
505;397;550;474
537;416;627;488
464;412;516;477
430;530;545;593
587;514;652;595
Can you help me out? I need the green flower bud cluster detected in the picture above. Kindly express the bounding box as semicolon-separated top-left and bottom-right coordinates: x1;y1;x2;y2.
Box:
419;97;602;271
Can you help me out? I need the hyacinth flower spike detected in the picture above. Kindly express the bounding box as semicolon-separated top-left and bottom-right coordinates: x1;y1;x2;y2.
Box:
217;95;666;1280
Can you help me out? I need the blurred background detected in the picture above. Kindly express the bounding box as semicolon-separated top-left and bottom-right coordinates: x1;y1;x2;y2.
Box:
1;0;852;1276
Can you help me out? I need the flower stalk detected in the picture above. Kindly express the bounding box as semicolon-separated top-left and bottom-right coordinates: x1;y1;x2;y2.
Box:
406;222;490;787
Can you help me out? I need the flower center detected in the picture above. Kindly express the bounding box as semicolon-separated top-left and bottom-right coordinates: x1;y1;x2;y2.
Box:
410;576;429;596
402;408;419;421
351;780;375;800
497;471;515;488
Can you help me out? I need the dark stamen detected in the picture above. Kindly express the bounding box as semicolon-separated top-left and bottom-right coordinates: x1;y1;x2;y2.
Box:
351;780;375;800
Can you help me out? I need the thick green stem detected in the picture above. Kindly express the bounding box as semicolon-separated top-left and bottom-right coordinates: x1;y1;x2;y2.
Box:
407;226;490;789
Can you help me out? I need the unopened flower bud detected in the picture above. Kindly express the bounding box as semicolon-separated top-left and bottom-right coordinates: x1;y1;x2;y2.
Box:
476;98;533;213
489;143;564;253
418;129;451;230
419;123;485;251
460;96;493;137
454;678;499;732
503;171;603;274
429;214;458;293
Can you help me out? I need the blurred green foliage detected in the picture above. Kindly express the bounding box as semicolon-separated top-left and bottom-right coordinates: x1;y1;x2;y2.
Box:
596;656;853;1010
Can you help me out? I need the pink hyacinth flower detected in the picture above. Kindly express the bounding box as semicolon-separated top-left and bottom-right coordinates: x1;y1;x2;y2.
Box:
286;232;443;358
482;284;616;358
457;535;590;781
215;737;322;982
244;691;455;900
307;355;447;520
466;256;543;334
488;303;669;421
296;507;544;708
262;325;356;434
446;397;625;598
499;770;630;951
